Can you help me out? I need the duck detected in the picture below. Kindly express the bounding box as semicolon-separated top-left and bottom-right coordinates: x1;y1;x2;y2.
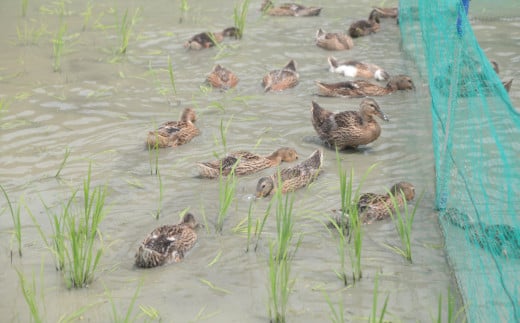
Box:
315;29;354;51
356;182;416;224
256;149;323;198
371;7;398;19
261;0;321;16
206;64;239;90
146;108;200;148
311;99;389;149
262;60;299;92
316;75;415;97
197;147;299;179
135;213;199;268
348;10;381;38
184;27;239;50
440;208;520;259
327;56;390;81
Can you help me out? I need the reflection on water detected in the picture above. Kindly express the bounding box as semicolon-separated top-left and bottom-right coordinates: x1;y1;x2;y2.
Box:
1;0;518;321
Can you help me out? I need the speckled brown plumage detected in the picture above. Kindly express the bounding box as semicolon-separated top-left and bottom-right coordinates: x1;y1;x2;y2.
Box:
135;213;199;268
327;56;389;81
261;0;321;16
184;27;238;50
262;60;299;92
371;7;398;19
316;75;415;97
256;149;322;198
206;64;239;90
315;29;354;51
348;11;380;38
357;182;416;224
197;147;299;179
146;108;200;148
311;99;388;149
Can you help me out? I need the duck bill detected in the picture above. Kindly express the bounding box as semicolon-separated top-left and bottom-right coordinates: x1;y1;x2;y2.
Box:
379;111;390;121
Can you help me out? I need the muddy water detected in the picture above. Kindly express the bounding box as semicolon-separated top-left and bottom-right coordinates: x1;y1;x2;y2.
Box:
1;0;518;322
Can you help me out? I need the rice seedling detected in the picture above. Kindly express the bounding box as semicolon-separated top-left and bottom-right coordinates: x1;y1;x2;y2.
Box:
106;279;144;322
327;215;348;286
21;0;29;17
233;0;250;39
267;242;295;323
0;97;10;113
245;200;255;252
180;0;189;12
154;168;163;220
253;202;271;252
52;22;67;72
323;291;346;323
199;278;232;294
386;190;424;262
434;288;466;323
15;267;44;323
368;272;389;323
81;2;94;31
215;163;237;233
0;184;22;257
55;147;71;178
167;55;177;98
61;165;107;288
213;116;234;155
273;187;301;262
118;8;141;55
147;123;160;175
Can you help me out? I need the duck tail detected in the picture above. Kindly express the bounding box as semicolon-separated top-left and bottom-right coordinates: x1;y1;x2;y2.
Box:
327;56;338;69
196;162;220;179
311;101;331;128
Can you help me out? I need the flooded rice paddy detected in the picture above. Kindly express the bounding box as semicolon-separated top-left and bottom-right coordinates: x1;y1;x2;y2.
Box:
1;0;518;322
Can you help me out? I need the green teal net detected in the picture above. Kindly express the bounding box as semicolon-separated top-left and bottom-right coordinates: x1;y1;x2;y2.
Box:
398;0;520;321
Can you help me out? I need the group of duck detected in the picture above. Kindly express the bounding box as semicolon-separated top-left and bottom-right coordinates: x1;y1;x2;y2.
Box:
135;2;420;268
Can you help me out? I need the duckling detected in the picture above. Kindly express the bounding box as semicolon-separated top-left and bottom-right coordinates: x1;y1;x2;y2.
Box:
206;64;239;90
356;182;416;224
184;27;238;50
197;147;299;179
348;10;380;38
256;149;323;198
311;99;388;149
262;60;299;92
135;213;199;268
316;75;415;97
327;56;390;81
371;7;398;19
315;29;354;51
146;108;200;148
261;0;321;16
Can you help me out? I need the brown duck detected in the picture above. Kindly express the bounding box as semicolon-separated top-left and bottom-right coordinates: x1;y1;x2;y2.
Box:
184;27;238;50
261;0;321;16
371;7;398;19
146;108;200;148
356;182;416;224
311;99;388;149
197;147;299;179
262;60;299;92
256;149;323;198
348;10;381;38
316;75;415;97
315;28;354;51
327;56;389;81
135;213;199;268
206;64;239;90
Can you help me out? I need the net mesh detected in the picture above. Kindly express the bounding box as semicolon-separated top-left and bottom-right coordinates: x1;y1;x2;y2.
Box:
398;0;520;321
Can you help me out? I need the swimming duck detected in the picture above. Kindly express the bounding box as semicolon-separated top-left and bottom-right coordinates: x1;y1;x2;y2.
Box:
327;56;390;81
316;75;415;97
256;149;323;198
440;208;520;259
184;27;238;50
356;182;416;224
135;213;199;268
261;0;321;16
371;7;398;19
315;29;354;51
348;10;380;38
311;99;388;149
206;64;239;90
262;60;299;92
146;108;200;148
197;147;299;179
